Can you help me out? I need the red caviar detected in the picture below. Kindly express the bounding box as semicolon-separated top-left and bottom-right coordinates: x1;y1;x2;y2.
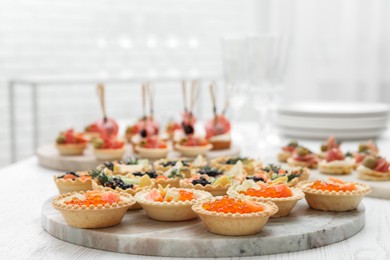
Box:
202;196;264;214
240;184;293;198
64;191;120;207
310;180;356;192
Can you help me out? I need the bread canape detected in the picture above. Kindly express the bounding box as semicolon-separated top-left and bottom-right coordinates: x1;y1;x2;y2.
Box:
54;171;93;194
192;196;278;236
91;168;154;210
350;140;380;168
52;190;135;228
227;180;304;217
319;148;354;175
318;136;340;159
92;137;125;161
175;136;212;157
135;136;169;159
248;164;310;187
180;165;245;196
287;146;319;169
297;177;371;211
55;129;88;156
357;156;390;181
135;186;212;221
205;114;232;150
210;156;262;175
153;161;190;187
277;140;298;162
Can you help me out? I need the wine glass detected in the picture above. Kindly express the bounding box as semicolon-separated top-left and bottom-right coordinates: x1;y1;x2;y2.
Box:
221;36;249;144
247;34;291;155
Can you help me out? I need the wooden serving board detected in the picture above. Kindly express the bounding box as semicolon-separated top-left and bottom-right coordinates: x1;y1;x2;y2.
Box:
36;144;240;172
41;198;365;257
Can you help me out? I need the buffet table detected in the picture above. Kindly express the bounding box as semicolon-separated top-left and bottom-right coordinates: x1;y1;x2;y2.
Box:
1;125;390;259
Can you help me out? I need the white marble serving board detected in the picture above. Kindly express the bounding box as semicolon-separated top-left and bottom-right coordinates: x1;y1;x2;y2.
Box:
36;144;240;172
41;198;365;257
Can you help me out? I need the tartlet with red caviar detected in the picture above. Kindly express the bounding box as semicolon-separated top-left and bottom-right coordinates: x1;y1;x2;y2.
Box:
205;114;232;150
92;137;125;161
287;146;318;169
319;148;354;175
192;196;278;236
297;178;371;211
277;140;298;162
55;129;88;156
175;136;212;157
52;190;135;228
54;171;92;194
135;136;169;159
135;186;212;221
227;180;304;217
211;156;262;175
357;156;390;181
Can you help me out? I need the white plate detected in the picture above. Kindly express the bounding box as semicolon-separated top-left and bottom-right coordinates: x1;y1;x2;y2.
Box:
278;126;386;140
278;102;389;118
275;115;388;129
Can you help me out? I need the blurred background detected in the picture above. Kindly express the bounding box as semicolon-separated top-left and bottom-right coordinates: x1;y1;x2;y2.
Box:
1;0;390;167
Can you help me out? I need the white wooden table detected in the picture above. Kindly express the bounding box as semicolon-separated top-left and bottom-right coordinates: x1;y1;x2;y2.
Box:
1;127;390;259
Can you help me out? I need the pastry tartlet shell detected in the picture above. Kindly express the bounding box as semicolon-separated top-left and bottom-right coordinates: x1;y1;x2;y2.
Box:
209;140;231;151
52;191;135;228
93;147;125;161
174;144;213;157
135;146;169;160
210;157;262;175
297;180;371;211
357;165;390;181
192;197;278;236
287;157;318;169
319;160;353;175
153;158;192;177
56;143;87;156
227;188;304;217
135;188;212;221
277;151;292;163
92;179;154;210
180;180;231;196
54;174;93;194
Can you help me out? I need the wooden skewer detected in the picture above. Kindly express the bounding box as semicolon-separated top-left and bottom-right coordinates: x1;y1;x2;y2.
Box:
96;83;107;122
190;80;199;112
182;80;188;113
147;83;154;118
209;82;218;118
222;83;234;115
141;83;147;120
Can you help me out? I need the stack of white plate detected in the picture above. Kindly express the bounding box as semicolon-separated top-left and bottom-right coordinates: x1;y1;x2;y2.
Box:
275;102;389;140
